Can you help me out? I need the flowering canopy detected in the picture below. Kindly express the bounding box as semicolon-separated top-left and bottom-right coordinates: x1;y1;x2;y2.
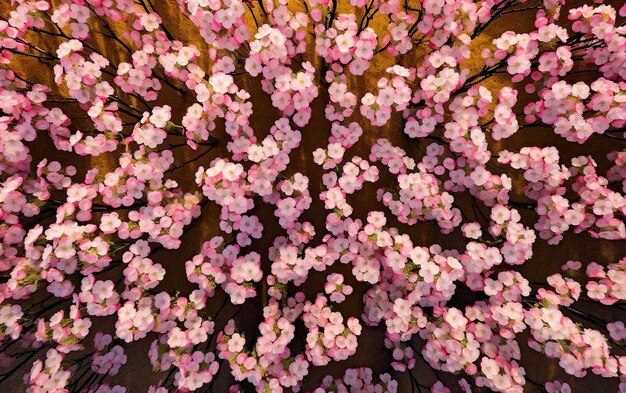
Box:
0;0;625;392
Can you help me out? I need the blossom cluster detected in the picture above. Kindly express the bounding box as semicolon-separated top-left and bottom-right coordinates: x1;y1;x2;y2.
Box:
0;1;625;393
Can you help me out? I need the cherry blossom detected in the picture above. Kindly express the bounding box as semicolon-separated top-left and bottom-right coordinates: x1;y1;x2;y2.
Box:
0;1;624;392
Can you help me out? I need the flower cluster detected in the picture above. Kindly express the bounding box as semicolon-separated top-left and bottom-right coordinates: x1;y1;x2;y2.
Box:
186;236;262;304
585;257;626;305
1;1;625;392
303;296;362;366
312;367;398;393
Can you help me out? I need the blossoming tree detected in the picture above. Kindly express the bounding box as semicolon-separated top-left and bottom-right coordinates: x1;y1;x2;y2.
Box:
0;0;625;392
